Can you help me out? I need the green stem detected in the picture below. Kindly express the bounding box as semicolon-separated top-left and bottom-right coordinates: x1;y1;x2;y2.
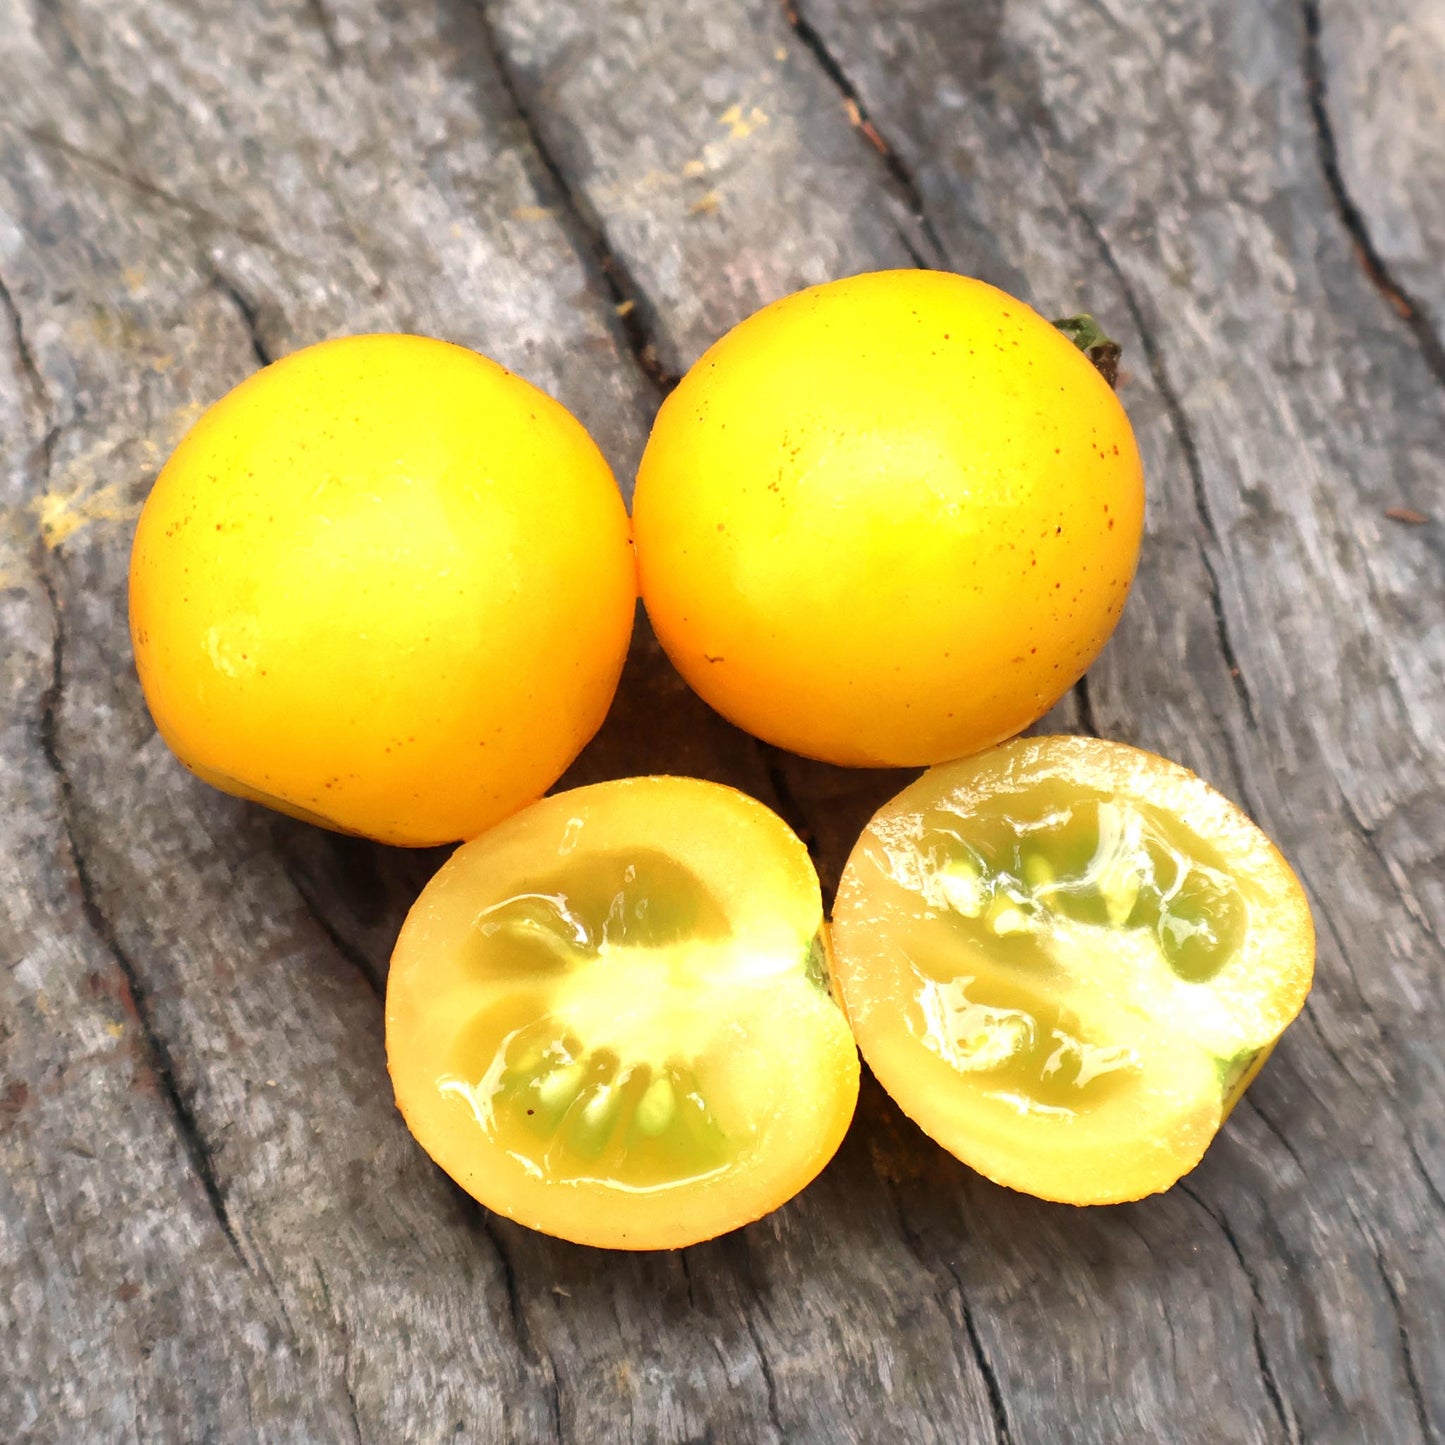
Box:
1054;314;1122;389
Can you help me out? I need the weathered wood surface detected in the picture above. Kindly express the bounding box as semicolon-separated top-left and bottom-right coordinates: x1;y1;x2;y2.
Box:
1;0;1441;1439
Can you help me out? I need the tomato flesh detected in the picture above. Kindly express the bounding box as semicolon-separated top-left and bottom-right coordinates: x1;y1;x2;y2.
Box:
830;737;1314;1204
387;777;859;1249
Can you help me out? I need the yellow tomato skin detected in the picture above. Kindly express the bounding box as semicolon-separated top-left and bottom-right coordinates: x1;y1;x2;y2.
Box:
129;335;635;846
632;271;1145;768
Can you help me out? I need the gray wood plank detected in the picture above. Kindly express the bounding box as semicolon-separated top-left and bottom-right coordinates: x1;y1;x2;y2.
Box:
487;0;1445;1438
1314;0;1445;369
766;2;1445;1440
2;0;1441;1440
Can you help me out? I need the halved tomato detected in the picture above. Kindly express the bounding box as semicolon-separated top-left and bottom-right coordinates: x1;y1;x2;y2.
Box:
386;776;859;1249
829;736;1315;1204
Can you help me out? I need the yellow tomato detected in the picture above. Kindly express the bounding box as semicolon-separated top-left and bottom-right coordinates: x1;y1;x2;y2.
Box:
830;736;1315;1204
130;335;635;846
386;776;860;1249
632;271;1145;767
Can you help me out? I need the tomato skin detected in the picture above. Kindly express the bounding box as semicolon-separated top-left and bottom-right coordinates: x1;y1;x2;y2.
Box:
129;335;635;846
632;270;1144;768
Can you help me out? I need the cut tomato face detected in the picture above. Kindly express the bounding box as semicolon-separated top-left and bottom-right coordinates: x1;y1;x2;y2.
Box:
386;777;859;1249
829;736;1315;1204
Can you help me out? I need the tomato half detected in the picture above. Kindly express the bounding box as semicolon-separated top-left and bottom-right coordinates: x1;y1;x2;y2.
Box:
386;777;860;1249
829;737;1315;1204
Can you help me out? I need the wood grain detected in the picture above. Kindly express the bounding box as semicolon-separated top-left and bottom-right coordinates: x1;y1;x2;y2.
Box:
2;0;1440;1440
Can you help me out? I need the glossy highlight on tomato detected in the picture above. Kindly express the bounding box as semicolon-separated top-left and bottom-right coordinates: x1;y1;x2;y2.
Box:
632;270;1144;768
129;334;635;846
829;736;1315;1204
386;776;860;1249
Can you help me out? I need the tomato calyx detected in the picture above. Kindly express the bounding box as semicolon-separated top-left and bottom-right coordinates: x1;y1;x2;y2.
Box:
1053;313;1122;388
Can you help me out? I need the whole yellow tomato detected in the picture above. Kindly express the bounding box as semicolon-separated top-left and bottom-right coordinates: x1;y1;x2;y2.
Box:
632;271;1145;768
130;335;635;846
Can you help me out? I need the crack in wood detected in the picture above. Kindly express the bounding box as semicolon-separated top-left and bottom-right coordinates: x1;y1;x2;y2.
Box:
1336;787;1442;958
279;856;386;1001
677;1248;700;1312
957;1295;1014;1445
463;0;678;394
313;1262;366;1445
1064;200;1259;739
473;1208;564;1443
0;266;60;482
782;0;948;269
1405;1136;1445;1218
1176;1183;1299;1444
1072;672;1100;738
0;268;52;420
1299;0;1445;390
1299;1006;1374;1094
754;740;824;878
1362;1227;1439;1444
1242;1095;1307;1177
1255;1205;1350;1422
892;221;929;270
740;1312;785;1443
24;126;280;252
25;84;292;374
1289;851;1392;1038
884;1183;1011;1445
209;269;274;370
1120;1217;1182;1383
32;552;245;1267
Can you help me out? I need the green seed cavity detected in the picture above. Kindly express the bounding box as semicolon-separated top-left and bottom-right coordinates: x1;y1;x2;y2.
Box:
906;785;1253;1112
